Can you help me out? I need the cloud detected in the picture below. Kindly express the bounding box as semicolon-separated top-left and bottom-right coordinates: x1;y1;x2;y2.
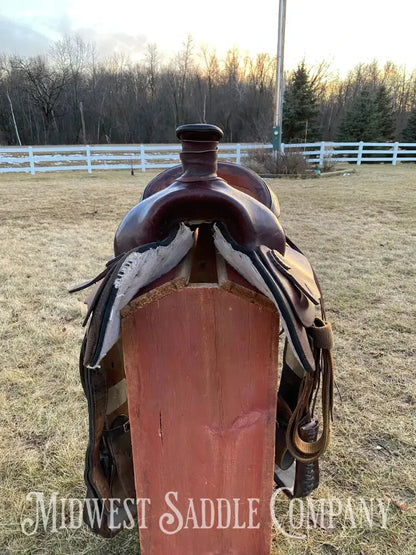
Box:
0;16;51;57
0;14;148;61
69;27;148;59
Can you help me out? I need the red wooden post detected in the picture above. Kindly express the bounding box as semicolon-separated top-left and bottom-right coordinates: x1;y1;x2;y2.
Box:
121;269;279;554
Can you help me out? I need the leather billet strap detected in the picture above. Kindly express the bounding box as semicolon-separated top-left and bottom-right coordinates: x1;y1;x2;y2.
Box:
68;252;127;295
284;319;334;463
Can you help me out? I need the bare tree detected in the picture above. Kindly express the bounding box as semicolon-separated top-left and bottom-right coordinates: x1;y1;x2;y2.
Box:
13;56;69;144
51;35;96;142
169;34;195;126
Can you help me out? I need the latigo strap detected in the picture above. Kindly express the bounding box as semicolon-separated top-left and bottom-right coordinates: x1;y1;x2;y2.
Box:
274;320;334;498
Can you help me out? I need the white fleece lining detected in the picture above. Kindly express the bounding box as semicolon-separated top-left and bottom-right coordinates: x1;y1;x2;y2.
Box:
90;224;194;368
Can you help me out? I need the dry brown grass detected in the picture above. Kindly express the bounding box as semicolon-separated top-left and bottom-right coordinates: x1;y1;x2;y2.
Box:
0;165;415;554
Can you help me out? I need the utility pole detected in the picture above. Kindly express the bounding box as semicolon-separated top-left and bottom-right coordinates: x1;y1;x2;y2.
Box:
272;0;286;153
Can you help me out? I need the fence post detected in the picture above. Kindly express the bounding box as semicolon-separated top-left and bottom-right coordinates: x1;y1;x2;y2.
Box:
357;141;364;165
28;146;35;175
236;143;241;164
319;141;325;166
140;144;146;172
392;142;399;165
86;145;92;174
280;142;285;155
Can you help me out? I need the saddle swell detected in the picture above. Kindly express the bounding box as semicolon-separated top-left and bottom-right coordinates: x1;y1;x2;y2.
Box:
114;178;286;256
141;161;281;218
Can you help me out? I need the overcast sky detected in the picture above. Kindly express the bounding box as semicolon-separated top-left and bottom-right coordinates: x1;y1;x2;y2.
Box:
1;0;415;73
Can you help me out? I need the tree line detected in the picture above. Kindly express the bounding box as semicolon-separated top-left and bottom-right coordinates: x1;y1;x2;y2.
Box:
1;35;416;146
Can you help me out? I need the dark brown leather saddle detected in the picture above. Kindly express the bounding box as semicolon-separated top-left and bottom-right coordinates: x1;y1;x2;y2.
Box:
71;124;335;537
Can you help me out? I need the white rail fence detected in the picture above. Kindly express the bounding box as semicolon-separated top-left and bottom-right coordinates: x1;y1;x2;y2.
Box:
1;141;416;175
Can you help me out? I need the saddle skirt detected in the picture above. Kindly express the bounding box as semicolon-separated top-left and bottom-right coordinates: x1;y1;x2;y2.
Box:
71;124;335;537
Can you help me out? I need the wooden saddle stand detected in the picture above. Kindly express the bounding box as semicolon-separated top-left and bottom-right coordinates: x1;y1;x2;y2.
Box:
71;124;335;554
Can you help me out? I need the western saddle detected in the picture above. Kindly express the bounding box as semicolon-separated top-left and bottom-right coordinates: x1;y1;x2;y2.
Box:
71;124;334;537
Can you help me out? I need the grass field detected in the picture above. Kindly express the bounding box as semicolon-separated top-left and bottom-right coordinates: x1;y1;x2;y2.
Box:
0;164;415;554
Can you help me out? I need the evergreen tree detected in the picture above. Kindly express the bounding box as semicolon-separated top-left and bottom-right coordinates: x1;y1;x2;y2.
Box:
336;87;380;141
374;85;394;140
337;85;395;142
282;61;319;143
402;108;416;141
